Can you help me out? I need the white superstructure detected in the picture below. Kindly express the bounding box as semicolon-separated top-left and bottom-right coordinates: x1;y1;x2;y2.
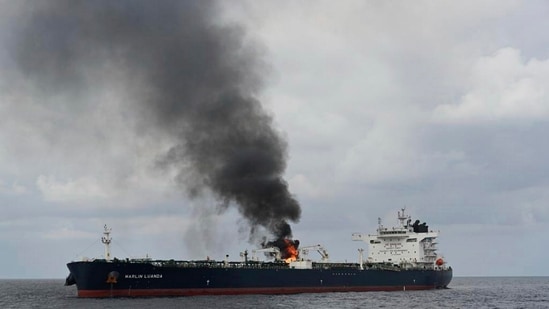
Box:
352;209;448;270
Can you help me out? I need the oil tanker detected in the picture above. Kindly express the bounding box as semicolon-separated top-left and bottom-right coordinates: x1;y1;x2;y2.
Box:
65;209;452;297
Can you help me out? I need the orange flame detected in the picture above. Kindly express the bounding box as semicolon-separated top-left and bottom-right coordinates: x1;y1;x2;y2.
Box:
283;239;298;263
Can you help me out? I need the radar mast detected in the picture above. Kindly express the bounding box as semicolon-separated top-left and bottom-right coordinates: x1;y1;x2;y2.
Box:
101;225;112;262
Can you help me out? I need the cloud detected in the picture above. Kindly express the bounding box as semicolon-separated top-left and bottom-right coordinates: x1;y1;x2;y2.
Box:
433;47;549;123
288;174;323;199
36;175;110;203
41;227;96;240
0;179;27;195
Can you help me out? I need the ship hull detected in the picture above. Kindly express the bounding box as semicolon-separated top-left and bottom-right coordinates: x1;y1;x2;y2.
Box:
67;260;453;297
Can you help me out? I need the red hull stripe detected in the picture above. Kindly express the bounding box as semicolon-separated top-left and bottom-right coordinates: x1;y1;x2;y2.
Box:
78;286;438;297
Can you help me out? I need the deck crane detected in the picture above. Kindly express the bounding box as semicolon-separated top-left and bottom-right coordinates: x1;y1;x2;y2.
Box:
298;244;329;262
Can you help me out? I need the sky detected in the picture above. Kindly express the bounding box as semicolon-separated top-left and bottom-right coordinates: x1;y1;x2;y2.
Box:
1;0;549;278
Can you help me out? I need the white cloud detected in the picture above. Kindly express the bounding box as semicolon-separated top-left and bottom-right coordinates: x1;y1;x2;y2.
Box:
433;47;549;123
36;175;110;202
0;179;27;195
289;174;323;199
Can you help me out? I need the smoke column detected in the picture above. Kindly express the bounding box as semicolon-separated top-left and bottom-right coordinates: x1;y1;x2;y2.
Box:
10;1;300;240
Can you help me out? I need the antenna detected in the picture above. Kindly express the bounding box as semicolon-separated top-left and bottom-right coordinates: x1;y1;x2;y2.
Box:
101;224;112;262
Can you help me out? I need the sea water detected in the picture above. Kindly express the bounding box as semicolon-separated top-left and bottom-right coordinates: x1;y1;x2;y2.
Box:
1;277;548;308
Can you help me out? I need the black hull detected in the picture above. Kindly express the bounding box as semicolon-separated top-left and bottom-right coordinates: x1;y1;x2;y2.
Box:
67;260;453;297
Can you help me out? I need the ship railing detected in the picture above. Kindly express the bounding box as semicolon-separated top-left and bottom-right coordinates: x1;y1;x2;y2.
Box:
138;259;375;271
423;243;438;249
116;258;448;272
140;259;298;270
364;262;446;272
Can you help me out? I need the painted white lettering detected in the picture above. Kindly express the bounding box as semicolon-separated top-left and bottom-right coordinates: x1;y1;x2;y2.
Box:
124;274;163;279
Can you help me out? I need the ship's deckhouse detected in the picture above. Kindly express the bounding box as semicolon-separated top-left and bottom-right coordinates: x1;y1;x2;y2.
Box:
352;209;447;269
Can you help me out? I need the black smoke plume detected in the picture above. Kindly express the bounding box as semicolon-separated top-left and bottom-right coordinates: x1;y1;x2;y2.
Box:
10;0;300;240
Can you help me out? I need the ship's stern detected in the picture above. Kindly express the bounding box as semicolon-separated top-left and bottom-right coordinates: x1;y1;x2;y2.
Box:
438;267;453;288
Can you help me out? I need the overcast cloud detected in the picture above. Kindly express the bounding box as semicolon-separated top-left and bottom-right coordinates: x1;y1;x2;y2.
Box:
1;0;549;278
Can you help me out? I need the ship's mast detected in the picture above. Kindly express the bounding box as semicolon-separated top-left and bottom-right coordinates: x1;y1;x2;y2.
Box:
398;208;409;227
101;224;112;262
377;217;382;231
